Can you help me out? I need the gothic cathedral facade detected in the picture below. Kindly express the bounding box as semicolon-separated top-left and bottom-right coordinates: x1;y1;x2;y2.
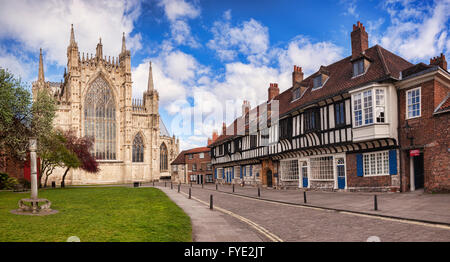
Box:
32;25;179;185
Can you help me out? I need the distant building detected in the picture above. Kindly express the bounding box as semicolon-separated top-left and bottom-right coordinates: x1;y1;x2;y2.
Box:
171;132;217;184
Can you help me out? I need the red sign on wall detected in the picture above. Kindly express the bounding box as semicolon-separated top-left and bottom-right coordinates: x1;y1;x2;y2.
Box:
410;149;420;157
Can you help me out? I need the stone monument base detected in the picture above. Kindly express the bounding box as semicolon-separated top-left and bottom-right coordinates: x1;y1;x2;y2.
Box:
11;198;58;216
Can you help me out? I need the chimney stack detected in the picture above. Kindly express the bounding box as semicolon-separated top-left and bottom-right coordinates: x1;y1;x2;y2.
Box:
242;100;251;116
351;21;369;60
292;66;303;86
268;83;279;101
430;53;447;71
222;122;227;135
212;130;218;141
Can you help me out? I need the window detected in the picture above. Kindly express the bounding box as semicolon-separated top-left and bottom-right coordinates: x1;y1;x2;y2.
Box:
279;118;292;139
192;163;197;171
363;90;373;125
172;165;178;171
84;76;116;160
304;109;320;132
160;143;168;171
205;175;213;183
250;135;258;148
353;88;389;127
199;153;204;159
407;87;421;119
310;156;334;180
336;158;345;177
132;133;144;162
375;89;385;123
207;163;212;171
313;75;322;89
280;160;299;181
301;161;308;179
292;88;301;101
353;59;365;77
190;175;197;182
363;151;389;176
335;102;345;126
188;154;193;159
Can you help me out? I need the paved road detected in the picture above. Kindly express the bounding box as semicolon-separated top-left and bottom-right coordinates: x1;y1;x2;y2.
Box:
156;183;450;242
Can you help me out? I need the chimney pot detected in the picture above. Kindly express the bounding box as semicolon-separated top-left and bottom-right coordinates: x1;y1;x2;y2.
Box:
268;82;280;101
429;53;447;71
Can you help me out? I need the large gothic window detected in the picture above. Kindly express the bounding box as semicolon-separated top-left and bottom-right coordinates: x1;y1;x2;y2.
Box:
132;133;144;162
160;143;168;171
84;76;116;160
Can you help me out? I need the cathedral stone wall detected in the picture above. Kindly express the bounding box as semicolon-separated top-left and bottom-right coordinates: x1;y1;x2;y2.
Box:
32;26;179;185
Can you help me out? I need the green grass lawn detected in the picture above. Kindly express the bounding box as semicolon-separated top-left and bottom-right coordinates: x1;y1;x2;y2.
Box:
0;187;192;242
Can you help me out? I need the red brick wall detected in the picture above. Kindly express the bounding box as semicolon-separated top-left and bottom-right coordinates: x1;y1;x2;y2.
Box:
398;77;450;192
185;151;212;180
346;152;392;191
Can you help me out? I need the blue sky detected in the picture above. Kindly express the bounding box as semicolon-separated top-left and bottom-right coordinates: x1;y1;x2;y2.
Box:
0;0;448;150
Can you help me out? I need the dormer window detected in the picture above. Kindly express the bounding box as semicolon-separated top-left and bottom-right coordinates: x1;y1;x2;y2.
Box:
353;59;367;77
313;75;322;89
292;88;301;101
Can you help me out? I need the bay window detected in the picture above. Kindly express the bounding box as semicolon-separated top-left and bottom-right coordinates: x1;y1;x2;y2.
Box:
353;88;386;127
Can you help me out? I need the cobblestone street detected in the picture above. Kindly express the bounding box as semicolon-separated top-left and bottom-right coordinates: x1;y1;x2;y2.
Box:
152;182;450;242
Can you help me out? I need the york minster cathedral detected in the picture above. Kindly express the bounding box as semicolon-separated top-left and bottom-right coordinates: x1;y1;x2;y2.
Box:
32;25;179;185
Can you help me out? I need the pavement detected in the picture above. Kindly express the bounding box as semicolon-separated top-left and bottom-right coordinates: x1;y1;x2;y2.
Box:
154;186;265;242
179;183;450;225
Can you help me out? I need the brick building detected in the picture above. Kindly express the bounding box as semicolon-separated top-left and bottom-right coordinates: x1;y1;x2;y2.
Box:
171;147;213;184
209;21;449;193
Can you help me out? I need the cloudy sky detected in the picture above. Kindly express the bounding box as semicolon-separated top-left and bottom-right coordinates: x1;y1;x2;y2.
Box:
0;0;449;150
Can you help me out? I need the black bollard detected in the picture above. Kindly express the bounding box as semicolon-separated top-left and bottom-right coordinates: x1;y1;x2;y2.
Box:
232;184;235;193
258;187;260;197
171;182;173;190
216;184;218;191
374;195;378;211
210;195;213;210
190;182;192;188
189;188;191;199
303;191;307;204
178;184;180;193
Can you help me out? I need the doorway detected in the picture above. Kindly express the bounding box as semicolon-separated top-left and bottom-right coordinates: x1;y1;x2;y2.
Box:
413;153;424;190
300;161;308;188
266;170;273;187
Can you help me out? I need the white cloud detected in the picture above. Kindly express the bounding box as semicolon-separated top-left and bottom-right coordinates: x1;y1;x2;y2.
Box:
158;0;200;22
277;36;344;75
158;0;200;48
207;12;269;63
0;0;142;69
373;0;450;61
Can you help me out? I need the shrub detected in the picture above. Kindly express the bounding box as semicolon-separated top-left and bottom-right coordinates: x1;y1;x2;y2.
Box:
18;178;31;189
2;177;18;190
0;173;9;189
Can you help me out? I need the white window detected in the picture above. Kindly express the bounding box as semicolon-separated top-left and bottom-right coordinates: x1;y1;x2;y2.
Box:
310;156;334;180
407;87;421;119
280;160;299;181
375;89;385;123
199;153;204;159
353;88;386;127
190;175;197;182
363;151;389;176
